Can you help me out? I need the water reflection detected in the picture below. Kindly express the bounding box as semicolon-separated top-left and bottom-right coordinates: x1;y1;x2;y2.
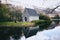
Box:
0;26;46;40
0;27;39;40
0;22;59;40
0;27;22;40
26;26;60;40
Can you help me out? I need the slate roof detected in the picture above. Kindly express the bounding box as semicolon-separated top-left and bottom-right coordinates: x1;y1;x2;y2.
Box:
25;8;38;16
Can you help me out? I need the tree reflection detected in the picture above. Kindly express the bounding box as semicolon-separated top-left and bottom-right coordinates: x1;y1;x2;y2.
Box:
0;27;22;40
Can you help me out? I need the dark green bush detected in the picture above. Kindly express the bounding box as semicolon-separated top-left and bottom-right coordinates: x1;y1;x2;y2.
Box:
39;21;52;31
31;20;51;26
0;27;22;40
31;20;45;26
52;15;60;24
39;14;51;21
31;14;52;31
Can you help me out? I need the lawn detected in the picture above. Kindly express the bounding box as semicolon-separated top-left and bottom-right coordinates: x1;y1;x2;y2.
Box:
0;22;35;27
0;20;51;27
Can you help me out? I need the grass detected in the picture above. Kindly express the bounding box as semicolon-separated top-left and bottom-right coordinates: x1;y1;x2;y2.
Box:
0;20;51;27
0;22;35;27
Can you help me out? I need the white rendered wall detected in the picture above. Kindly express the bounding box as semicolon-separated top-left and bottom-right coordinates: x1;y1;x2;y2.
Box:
22;14;29;22
29;16;39;22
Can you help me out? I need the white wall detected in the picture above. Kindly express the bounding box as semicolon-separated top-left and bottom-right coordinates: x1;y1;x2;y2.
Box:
22;9;39;22
22;14;29;22
22;9;29;22
29;16;39;22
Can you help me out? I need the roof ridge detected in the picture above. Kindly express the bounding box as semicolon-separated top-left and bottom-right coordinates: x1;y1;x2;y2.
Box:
25;8;38;16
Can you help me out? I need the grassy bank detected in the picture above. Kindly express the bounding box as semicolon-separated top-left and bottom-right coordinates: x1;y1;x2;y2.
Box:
0;22;35;27
0;20;51;27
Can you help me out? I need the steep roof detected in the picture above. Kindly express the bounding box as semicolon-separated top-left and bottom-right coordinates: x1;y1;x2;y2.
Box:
25;8;38;16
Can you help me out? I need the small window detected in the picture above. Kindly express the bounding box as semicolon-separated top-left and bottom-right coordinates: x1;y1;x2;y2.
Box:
25;17;27;21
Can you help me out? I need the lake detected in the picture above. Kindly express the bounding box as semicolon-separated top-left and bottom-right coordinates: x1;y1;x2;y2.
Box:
20;25;60;40
9;25;60;40
0;23;60;40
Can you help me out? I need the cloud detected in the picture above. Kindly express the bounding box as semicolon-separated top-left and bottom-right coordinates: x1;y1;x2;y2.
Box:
2;0;60;8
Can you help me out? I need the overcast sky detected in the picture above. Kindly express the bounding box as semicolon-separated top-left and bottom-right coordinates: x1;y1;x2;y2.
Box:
1;0;60;10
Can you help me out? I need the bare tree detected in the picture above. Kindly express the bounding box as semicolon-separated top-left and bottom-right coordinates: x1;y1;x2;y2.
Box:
51;5;60;13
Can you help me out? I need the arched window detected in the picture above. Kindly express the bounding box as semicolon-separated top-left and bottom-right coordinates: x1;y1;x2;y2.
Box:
25;17;27;21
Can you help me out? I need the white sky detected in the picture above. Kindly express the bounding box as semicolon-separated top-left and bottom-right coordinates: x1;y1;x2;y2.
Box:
2;0;60;11
1;0;60;10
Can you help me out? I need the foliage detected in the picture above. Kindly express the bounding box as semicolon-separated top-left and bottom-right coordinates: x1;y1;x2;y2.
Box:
39;14;51;30
52;15;60;24
31;20;46;26
0;27;22;40
53;15;60;19
10;11;22;22
31;14;52;30
0;4;22;22
31;20;51;28
39;20;51;31
0;4;10;21
39;14;51;21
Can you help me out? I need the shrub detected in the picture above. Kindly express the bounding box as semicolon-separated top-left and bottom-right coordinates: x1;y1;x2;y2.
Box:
52;15;60;24
31;20;46;26
39;20;52;30
31;20;51;26
31;14;52;30
39;14;51;21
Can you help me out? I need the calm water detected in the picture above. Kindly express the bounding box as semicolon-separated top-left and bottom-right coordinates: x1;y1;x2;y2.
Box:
0;22;60;40
9;25;60;40
21;26;60;40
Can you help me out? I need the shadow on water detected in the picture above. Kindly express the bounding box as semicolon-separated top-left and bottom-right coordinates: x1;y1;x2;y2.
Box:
0;21;59;40
23;27;39;38
0;27;22;40
0;27;39;40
